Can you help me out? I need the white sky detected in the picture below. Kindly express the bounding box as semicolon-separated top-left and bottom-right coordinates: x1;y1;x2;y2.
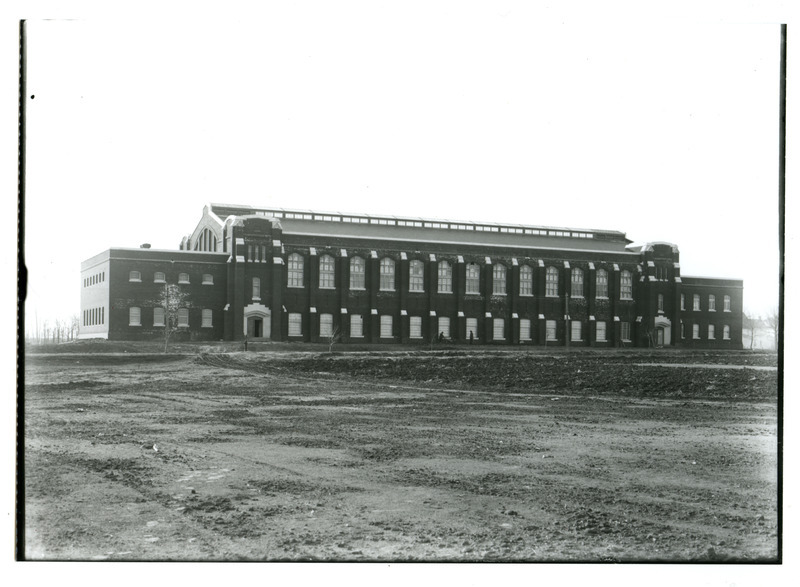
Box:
21;5;785;328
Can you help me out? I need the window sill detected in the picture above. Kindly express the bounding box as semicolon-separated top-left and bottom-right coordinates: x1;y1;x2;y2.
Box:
350;287;366;291
379;289;396;293
129;279;141;283
409;290;425;294
288;285;304;289
154;280;166;284
129;323;141;327
519;293;534;297
319;286;335;290
202;282;214;286
253;297;261;302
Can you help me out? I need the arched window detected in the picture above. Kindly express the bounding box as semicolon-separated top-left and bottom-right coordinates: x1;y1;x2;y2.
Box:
465;263;480;294
154;271;166;283
202;273;213;285
519;265;533;296
571;268;584;297
379;258;395;291
545;266;559;297
319;255;335;288
708;295;716;311
409;260;424;292
129;271;141;282
252;277;261;300
438;260;452;293
288;253;304;288
349;256;365;289
178;272;190;284
620;270;633;300
708;324;716;339
492;264;507;295
596;268;608;298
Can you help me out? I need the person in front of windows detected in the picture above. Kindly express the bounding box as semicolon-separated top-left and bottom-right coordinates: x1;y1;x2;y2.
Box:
469;330;474;345
438;331;444;343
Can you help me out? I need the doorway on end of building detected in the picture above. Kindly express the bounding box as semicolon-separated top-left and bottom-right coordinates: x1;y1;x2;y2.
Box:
653;316;672;347
244;303;271;340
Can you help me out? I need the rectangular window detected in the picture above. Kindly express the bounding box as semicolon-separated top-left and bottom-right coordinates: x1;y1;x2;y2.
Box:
466;318;478;341
492;265;507;295
595;269;608;298
546;320;557;341
350;315;363;338
708;324;715;339
380;259;395;291
621;321;631;341
202;309;213;328
693;294;700;311
154;271;166;283
657;294;664;312
723;325;731;340
681;321;686;339
153;307;165;327
129;271;141;282
288;313;302;336
409;316;423;338
519;266;533;296
252;277;261;300
129;307;141;326
349;257;365;290
596;321;607;341
620;271;633;300
546;267;559;297
438;317;450;339
409;260;424;292
288;254;304;288
380;315;393;338
571;269;584;297
320;313;333;337
202;273;213;285
493;318;505;340
465;264;481;294
693;323;700;339
438;262;452;293
178;273;190;284
708;295;716;311
724;295;731;312
681;294;685;310
178;308;189;327
319;255;335;289
520;319;531;341
571;320;582;341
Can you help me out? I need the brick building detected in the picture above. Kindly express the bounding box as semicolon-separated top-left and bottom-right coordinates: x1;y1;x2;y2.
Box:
80;203;743;348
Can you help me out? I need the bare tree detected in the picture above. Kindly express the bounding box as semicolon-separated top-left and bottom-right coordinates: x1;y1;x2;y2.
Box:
327;325;342;353
742;312;758;350
766;307;779;349
158;283;190;353
70;314;80;341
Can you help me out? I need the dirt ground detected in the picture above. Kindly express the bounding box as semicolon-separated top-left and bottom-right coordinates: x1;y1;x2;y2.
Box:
21;344;779;562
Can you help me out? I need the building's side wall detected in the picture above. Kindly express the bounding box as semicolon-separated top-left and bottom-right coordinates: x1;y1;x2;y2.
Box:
106;249;228;342
79;253;111;339
677;277;744;349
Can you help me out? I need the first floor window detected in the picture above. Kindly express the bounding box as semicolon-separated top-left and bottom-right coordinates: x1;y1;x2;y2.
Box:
409;316;422;338
708;324;715;339
546;320;557;341
621;321;631;341
466;318;478;341
178;272;190;284
320;313;333;337
288;312;302;336
520;318;532;341
153;307;165;327
350;315;363;338
154;271;166;283
571;320;582;341
380;315;393;338
493;318;505;340
681;293;686;310
129;271;141;282
178;308;189;327
596;321;607;341
681;321;686;339
723;325;731;340
693;323;700;339
438;317;450;339
202;309;213;328
129;307;141;326
202;273;213;285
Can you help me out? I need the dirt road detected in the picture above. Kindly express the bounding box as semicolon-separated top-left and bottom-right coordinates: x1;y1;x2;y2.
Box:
22;348;779;561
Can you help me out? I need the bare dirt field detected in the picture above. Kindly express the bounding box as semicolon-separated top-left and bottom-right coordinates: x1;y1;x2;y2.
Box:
21;343;779;562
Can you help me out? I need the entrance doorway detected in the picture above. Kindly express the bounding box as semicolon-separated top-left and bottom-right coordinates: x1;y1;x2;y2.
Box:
656;327;665;347
243;303;271;340
253;318;263;338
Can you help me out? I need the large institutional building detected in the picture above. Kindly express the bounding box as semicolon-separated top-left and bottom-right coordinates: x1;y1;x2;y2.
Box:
80;203;743;348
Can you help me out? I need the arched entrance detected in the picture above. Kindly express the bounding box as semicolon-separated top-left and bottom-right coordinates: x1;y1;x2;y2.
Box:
243;303;271;340
654;316;671;347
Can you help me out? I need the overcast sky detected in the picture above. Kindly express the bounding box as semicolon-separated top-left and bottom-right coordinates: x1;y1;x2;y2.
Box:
22;6;783;330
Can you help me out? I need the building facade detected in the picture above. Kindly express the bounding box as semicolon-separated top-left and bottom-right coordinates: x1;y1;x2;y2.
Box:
80;203;743;348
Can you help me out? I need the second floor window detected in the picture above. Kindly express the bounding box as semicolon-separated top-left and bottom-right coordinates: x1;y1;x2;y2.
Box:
319;255;335;288
546;266;559;297
493;264;507;295
658;294;664;311
349;256;365;290
596;269;608;298
409;260;424;292
438;261;452;293
252;277;261;300
288;253;304;287
620;270;633;300
380;258;395;291
571;268;584;297
724;295;731;312
693;294;700;311
709;295;716;311
519;265;533;296
465;263;480;294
